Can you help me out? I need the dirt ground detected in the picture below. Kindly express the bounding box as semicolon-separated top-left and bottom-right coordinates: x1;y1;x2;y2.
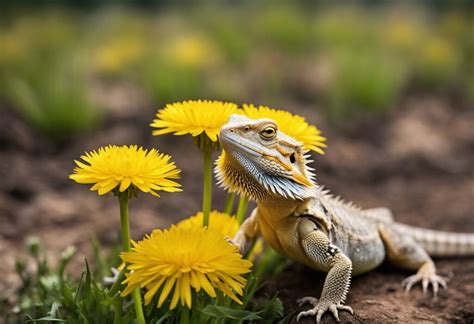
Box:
1;92;473;323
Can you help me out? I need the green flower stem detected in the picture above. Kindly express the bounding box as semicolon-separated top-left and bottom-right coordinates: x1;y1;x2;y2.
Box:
235;195;249;224
243;237;257;260
118;193;146;324
114;299;122;324
223;192;235;215
202;149;212;227
179;306;190;324
254;246;276;279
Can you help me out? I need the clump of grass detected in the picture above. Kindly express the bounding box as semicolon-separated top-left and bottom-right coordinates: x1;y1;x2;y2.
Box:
324;49;407;123
0;13;101;140
413;36;461;88
139;32;222;104
4;56;100;140
199;10;252;65
256;7;313;55
4;236;284;323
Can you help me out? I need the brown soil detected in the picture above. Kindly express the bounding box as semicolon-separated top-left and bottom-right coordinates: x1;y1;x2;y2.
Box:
1;93;473;323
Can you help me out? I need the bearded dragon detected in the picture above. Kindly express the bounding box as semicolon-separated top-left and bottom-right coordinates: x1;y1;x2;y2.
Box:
215;114;474;323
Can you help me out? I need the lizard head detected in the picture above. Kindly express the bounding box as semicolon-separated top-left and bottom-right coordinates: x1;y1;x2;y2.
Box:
216;114;315;201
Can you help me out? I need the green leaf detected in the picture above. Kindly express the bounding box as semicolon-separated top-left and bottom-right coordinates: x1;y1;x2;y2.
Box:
29;316;67;322
258;295;284;322
241;274;259;307
199;305;261;321
26;301;66;322
154;311;172;324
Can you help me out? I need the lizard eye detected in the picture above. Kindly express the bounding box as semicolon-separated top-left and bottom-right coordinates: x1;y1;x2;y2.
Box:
243;126;250;132
260;126;276;140
289;153;296;163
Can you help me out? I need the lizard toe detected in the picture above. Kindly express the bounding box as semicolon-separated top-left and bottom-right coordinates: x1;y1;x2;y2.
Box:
296;308;316;322
328;305;340;321
402;274;419;292
316;309;325;324
296;302;353;324
422;278;429;294
431;275;448;298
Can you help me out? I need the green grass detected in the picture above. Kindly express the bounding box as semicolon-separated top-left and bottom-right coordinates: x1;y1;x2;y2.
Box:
2;236;286;323
325;49;407;122
1;5;472;132
4;59;100;140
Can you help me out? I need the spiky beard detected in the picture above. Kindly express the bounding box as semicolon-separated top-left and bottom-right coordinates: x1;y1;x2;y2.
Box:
215;151;314;201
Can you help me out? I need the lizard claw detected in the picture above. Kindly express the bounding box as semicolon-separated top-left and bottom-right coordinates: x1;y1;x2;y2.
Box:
224;236;243;252
402;273;447;297
402;261;448;298
296;300;353;324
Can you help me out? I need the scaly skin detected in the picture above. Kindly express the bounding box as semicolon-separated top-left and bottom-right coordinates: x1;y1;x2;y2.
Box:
216;114;474;323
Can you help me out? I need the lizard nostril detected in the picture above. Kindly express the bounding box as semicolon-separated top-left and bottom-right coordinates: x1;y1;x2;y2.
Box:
230;129;234;132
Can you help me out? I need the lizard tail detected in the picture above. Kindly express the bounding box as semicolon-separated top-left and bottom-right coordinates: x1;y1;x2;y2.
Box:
395;224;474;257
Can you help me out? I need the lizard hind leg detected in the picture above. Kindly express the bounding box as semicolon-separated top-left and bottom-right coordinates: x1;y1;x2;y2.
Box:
379;226;448;297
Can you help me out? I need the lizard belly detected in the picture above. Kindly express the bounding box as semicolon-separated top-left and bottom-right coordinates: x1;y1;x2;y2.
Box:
257;214;311;266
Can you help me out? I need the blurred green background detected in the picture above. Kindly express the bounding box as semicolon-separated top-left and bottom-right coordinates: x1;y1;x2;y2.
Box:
1;1;473;139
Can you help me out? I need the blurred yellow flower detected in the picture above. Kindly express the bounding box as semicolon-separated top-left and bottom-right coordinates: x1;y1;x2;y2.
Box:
241;104;327;154
70;145;181;197
151;100;238;142
177;210;239;237
421;37;457;67
0;33;23;62
163;34;220;69
383;17;419;50
121;225;252;309
95;36;145;73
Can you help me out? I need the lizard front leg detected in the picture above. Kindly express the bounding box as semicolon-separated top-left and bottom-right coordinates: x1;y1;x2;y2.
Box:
296;217;354;323
231;207;259;253
379;226;447;296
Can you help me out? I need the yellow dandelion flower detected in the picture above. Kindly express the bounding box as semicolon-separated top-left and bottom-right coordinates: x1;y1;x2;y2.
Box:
177;211;263;261
69;145;181;197
121;225;252;310
241;104;327;154
151;100;238;142
177;210;239;237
